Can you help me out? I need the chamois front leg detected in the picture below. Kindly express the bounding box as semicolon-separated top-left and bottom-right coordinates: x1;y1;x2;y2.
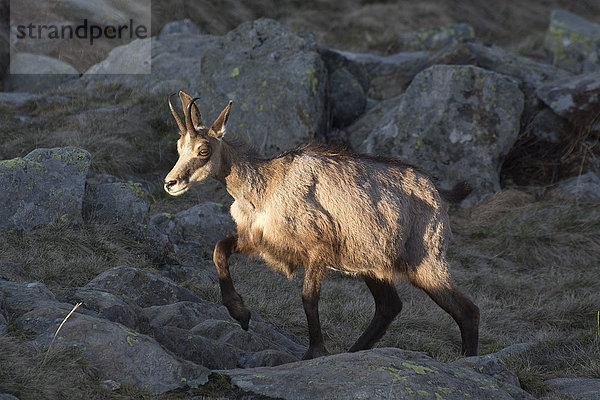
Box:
301;266;328;360
213;235;251;330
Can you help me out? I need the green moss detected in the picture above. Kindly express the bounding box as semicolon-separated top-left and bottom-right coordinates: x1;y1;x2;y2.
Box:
0;157;44;172
402;361;436;375
126;181;146;199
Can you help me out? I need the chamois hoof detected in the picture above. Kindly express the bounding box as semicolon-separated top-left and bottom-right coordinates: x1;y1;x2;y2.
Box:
227;304;251;331
302;345;328;360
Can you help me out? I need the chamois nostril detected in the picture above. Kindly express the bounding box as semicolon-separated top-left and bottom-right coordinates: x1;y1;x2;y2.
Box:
165;180;177;190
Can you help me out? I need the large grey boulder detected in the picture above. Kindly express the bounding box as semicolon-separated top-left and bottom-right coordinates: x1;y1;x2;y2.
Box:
537;71;600;128
149;202;236;262
357;65;524;206
218;347;534;399
4;53;80;93
544;10;600;74
83;180;149;226
20;301;209;394
0;147;91;231
81;18;328;156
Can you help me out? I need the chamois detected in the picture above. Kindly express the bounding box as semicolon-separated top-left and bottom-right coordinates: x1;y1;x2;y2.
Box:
164;91;480;359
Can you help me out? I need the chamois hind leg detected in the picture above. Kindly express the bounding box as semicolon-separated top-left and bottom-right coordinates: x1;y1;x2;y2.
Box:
348;275;403;352
409;259;479;356
302;265;328;360
213;235;251;330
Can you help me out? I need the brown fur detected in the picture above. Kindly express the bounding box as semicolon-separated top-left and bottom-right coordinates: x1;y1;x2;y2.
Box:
165;93;480;358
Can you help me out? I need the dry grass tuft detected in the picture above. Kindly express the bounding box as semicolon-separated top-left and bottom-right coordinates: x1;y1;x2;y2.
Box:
0;223;154;290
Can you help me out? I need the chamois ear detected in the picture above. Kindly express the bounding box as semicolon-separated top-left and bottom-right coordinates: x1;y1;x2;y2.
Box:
208;100;232;140
178;91;203;130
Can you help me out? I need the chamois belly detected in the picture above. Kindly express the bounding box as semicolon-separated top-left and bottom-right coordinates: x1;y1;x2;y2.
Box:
231;199;406;280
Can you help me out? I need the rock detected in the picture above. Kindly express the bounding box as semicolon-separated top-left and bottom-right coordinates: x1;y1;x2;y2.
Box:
20;301;210;394
0;279;57;314
0;92;69;106
241;349;299;368
525;108;567;144
159;19;203;38
327;67;366;129
72;288;144;331
358;65;524;206
545;377;600;400
536;71;600;127
332;49;429;100
218;347;534;399
83;180;149;226
142;301;304;369
0;394;20;400
149;324;240;370
149;202;236;262
318;46;369;128
84;39;151;74
81;18;328;156
345;94;404;152
0;147;91;231
544;10;600;74
449;41;571;92
4;53;79;93
397;23;475;52
81;266;201;308
552;172;600;202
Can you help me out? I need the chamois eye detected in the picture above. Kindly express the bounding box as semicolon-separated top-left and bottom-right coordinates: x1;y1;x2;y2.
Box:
198;147;211;157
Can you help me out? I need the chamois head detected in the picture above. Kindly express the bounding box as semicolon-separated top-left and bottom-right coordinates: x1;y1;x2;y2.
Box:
164;91;232;196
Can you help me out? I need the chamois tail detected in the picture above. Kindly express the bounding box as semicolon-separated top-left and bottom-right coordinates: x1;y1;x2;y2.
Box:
437;181;472;204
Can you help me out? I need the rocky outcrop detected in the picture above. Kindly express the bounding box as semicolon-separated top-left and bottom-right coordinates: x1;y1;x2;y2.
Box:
1;265;306;394
0;147;91;231
544;9;600;74
219;347;534;400
81;18;328;157
356;65;524;206
20;301;210;394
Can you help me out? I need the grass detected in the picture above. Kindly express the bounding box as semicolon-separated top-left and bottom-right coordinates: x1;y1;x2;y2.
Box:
0;222;154;290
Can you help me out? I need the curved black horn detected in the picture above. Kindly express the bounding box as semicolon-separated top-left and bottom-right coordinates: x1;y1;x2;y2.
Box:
185;97;201;134
168;93;185;133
